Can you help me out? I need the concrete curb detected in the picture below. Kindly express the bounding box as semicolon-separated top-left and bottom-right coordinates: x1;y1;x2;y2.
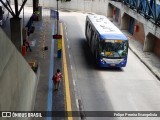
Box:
129;44;160;81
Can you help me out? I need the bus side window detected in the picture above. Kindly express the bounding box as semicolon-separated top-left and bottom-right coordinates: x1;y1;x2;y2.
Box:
86;21;88;34
95;34;98;48
86;21;89;30
99;41;102;51
91;32;96;52
88;23;91;31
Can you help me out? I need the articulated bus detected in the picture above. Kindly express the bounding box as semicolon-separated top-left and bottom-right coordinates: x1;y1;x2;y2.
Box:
85;15;128;67
0;0;9;26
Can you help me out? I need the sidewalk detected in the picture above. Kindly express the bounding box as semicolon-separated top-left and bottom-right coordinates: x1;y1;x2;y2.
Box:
122;30;160;80
23;8;65;120
24;8;54;114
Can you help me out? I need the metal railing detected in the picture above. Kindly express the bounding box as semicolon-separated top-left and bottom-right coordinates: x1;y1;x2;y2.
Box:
112;0;160;26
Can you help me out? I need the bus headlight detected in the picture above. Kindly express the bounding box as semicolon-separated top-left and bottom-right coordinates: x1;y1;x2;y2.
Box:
100;58;106;64
100;52;105;56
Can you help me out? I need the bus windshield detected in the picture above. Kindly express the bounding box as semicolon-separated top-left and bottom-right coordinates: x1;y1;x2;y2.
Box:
100;40;128;58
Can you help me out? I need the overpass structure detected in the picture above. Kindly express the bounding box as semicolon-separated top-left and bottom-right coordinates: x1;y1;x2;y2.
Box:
0;25;37;112
0;0;41;115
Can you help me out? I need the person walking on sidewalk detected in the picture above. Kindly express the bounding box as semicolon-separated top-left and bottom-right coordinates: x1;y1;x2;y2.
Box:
52;69;63;91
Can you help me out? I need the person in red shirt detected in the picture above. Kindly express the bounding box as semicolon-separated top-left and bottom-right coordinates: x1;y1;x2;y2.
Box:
52;69;63;91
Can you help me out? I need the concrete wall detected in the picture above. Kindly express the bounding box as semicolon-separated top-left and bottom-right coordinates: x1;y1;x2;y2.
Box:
154;37;160;57
133;20;145;45
10;0;108;15
108;1;160;41
0;29;37;115
108;1;160;54
120;13;130;30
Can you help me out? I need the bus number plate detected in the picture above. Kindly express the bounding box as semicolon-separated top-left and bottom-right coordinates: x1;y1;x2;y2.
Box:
111;64;115;66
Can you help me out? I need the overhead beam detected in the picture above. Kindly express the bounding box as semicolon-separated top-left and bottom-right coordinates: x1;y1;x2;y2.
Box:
0;0;28;18
6;0;15;16
14;0;19;17
18;0;27;16
0;0;15;17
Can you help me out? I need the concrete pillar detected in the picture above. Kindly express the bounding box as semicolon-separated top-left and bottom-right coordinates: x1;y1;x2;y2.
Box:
33;0;39;13
107;3;113;18
10;18;22;52
143;33;155;52
38;6;42;21
120;12;128;30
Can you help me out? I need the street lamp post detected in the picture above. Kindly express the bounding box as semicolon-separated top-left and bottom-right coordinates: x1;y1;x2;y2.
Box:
53;0;62;39
22;0;24;27
57;0;59;35
52;0;62;58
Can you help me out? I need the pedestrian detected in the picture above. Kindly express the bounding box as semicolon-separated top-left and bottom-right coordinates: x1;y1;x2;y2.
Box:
23;39;32;52
52;69;63;91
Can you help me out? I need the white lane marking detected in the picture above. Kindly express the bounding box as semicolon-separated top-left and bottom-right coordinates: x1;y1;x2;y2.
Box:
71;65;73;70
64;22;80;113
69;54;71;58
73;79;75;86
76;99;79;109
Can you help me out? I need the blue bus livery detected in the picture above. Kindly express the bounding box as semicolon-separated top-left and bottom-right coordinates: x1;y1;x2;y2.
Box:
85;15;128;67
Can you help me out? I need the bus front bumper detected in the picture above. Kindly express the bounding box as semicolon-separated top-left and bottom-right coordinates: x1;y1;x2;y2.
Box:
98;58;127;67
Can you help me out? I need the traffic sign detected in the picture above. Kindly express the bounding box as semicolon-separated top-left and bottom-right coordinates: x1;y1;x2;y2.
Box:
50;10;59;19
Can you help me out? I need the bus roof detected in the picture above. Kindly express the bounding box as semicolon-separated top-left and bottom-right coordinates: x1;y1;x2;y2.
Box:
87;15;128;41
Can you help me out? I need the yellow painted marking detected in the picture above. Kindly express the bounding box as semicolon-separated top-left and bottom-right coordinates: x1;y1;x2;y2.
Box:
58;39;62;50
60;23;73;119
40;21;48;59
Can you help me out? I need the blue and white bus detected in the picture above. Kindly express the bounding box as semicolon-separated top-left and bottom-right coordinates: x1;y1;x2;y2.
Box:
0;0;9;26
85;15;128;67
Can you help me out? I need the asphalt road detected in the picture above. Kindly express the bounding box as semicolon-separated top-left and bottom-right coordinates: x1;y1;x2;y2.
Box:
60;11;160;120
